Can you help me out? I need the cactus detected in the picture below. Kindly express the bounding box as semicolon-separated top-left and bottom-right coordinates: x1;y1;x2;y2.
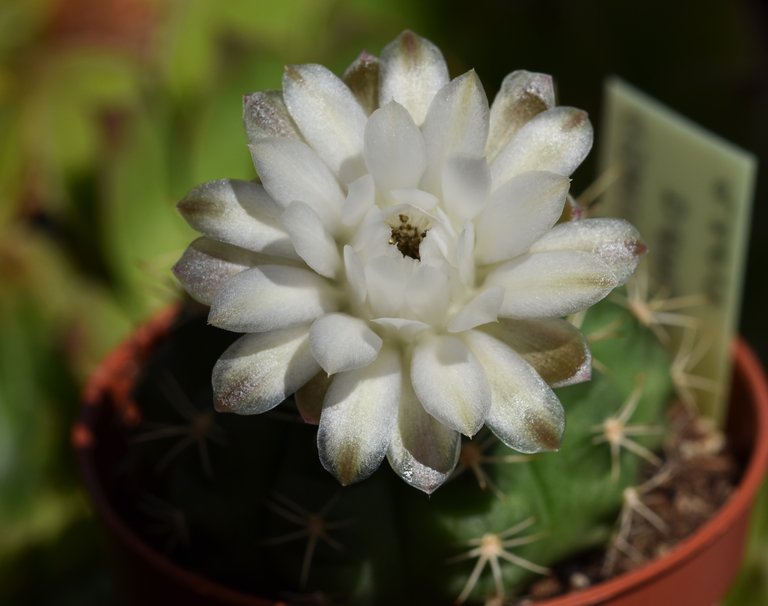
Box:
118;30;681;605
118;295;671;605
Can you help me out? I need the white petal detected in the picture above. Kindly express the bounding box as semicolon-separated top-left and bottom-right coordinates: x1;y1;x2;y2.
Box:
370;317;430;340
212;327;319;414
343;245;367;305
447;287;504;333
342;175;376;228
475;171;570;264
365;255;410;317
177;179;295;257
243;90;300;143
463;330;564;452
379;31;449;125
411;333;491;436
309;313;382;375
295;372;331;425
529;218;646;285
387;188;438;211
441;154;491;222
318;348;401;485
280;201;341;278
387;380;460;494
491;107;593;189
173;237;295;305
283;64;367;181
209;265;338;332
482;317;591;388
343;51;380;115
456;221;475;286
249;138;344;230
486;251;619;318
405;263;450;322
364;101;426;192
486;70;555;160
421;71;490;193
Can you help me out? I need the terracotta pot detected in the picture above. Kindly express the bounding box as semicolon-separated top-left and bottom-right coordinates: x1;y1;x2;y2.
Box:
75;308;768;606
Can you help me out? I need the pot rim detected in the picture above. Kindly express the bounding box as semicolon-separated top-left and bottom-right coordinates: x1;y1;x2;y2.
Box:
74;308;768;605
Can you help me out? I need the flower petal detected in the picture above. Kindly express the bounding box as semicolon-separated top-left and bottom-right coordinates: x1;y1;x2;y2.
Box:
475;171;570;264
343;245;367;305
411;333;491;436
364;101;426;192
405;263;450;322
249;138;344;230
173;237;294;305
243;90;300;143
309;313;382;375
295;372;331;425
486;70;555;160
364;255;409;317
282;63;367;181
209;265;338;332
486;251;619;318
212;326;319;414
421;70;490;193
441;154;491;223
379;30;449;125
490;107;593;190
530;218;646;285
387;379;460;494
177;179;295;257
447;286;504;333
370;317;430;340
456;221;475;286
342;175;376;228
280;201;341;278
318;348;401;485
343;52;380;115
463;329;565;453
482;318;591;388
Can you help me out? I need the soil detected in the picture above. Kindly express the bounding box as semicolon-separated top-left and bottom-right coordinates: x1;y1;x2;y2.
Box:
519;402;740;604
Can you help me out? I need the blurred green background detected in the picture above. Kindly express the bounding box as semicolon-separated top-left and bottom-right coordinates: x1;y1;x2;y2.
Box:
0;0;766;603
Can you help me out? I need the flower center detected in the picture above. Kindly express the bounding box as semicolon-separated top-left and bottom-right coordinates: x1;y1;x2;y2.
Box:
387;213;429;260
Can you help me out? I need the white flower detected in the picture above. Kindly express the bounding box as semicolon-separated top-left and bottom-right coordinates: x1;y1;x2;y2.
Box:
173;31;644;494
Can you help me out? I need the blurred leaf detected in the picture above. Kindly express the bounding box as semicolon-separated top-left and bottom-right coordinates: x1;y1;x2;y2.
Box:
31;49;141;177
101;103;194;318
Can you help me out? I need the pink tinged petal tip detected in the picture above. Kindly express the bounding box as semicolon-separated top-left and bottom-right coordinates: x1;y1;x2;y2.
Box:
530;218;646;285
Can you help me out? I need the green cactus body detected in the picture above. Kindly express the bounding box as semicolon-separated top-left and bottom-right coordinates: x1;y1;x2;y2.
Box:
122;297;672;605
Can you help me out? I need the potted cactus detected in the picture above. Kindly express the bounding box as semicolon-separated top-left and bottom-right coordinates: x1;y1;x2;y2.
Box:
76;31;768;605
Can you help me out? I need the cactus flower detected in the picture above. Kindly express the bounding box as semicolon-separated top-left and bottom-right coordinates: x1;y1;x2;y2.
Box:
173;31;645;493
